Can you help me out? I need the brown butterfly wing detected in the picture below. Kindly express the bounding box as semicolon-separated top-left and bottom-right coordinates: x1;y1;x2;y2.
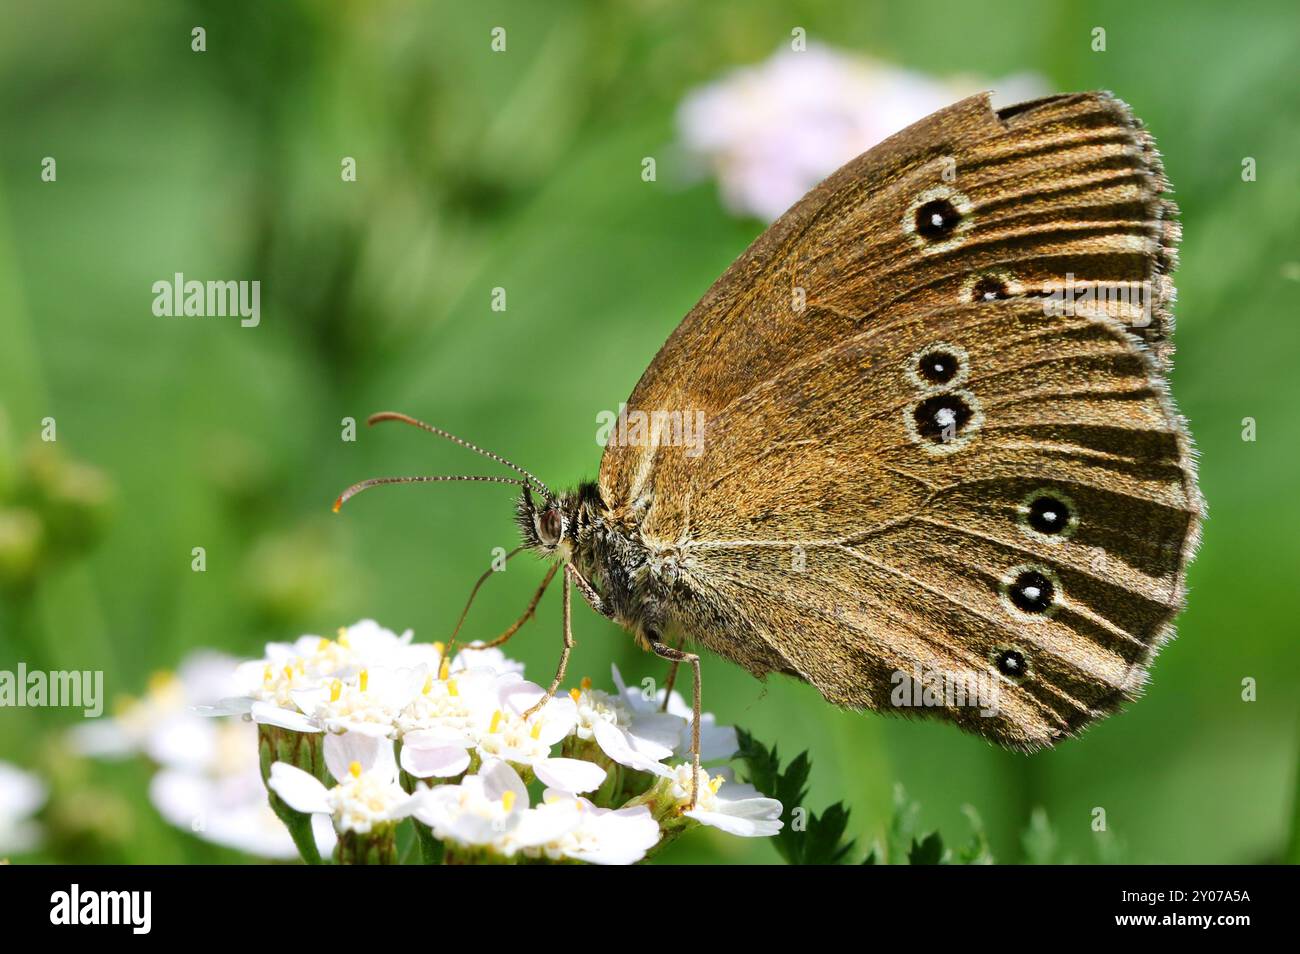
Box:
596;91;1200;748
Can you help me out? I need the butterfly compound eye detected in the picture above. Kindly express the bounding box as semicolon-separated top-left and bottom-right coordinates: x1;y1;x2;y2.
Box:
536;508;563;546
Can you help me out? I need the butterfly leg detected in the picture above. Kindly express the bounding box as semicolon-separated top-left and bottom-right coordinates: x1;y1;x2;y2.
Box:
658;637;682;712
522;564;575;721
462;561;558;652
649;635;701;809
567;562;613;619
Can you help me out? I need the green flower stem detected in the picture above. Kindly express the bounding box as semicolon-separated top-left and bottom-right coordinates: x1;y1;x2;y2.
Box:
267;790;324;865
258;724;327;865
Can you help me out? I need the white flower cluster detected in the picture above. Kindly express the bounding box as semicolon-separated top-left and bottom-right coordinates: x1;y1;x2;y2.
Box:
678;44;1047;221
212;620;783;864
69;652;334;859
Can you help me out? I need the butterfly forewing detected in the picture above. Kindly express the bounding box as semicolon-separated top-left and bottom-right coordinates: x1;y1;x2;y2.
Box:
596;91;1200;749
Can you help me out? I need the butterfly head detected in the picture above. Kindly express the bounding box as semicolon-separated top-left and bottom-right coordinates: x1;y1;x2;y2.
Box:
516;484;578;555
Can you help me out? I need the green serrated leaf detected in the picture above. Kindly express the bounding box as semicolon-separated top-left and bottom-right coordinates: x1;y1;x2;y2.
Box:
735;727;856;865
908;831;945;865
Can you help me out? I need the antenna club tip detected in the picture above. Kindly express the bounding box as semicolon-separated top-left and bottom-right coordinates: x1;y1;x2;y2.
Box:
331;496;344;513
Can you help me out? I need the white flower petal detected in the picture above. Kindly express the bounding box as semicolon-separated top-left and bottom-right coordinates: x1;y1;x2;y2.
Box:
400;743;470;779
194;696;253;717
511;802;583;848
569;806;661;865
478;759;529;805
686;796;784;837
534;757;606;794
625;713;686;758
324;731;391;783
695;717;739;762
592;719;672;777
250;701;320;733
268;763;331;815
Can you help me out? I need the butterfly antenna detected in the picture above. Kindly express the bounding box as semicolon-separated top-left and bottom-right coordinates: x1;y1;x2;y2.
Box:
332;474;527;513
367;411;550;496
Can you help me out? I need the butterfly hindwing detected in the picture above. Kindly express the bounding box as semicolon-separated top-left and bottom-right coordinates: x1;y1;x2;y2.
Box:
656;300;1198;748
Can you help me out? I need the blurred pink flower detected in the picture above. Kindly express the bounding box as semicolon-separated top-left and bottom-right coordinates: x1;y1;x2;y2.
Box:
677;45;1046;221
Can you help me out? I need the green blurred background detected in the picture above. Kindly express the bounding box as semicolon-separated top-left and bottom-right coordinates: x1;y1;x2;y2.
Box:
1;0;1297;864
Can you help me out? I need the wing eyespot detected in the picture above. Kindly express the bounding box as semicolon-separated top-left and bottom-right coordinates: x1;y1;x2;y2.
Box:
1018;488;1078;542
904;388;982;454
992;647;1032;683
905;342;970;390
1000;564;1061;619
964;270;1022;303
904;186;973;252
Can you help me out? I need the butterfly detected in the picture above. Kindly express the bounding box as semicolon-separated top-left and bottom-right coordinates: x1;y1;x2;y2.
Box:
336;91;1202;805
